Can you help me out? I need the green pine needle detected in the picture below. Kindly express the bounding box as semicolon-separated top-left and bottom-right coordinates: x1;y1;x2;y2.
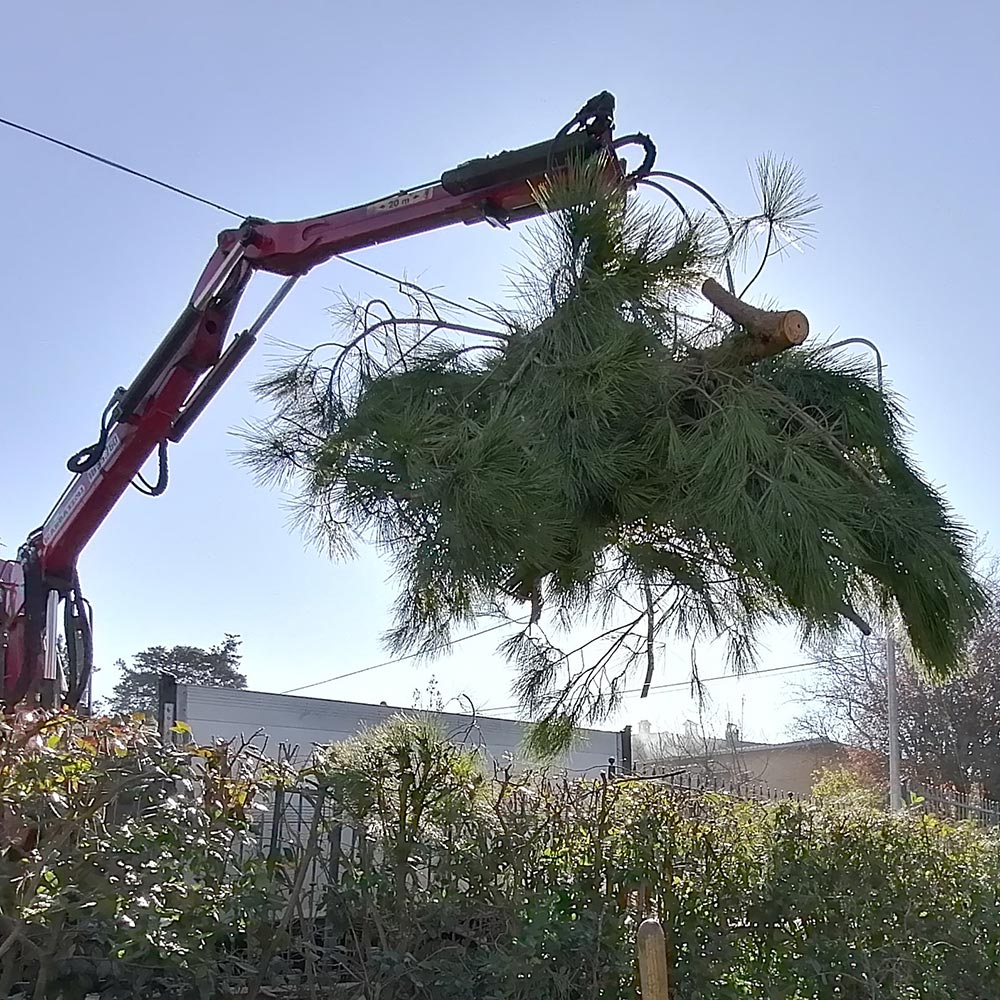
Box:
242;157;985;737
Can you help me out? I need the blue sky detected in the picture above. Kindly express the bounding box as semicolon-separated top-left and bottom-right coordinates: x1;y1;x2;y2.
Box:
3;1;997;741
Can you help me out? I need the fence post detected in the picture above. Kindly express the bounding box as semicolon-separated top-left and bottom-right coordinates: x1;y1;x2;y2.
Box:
268;786;286;860
637;917;670;1000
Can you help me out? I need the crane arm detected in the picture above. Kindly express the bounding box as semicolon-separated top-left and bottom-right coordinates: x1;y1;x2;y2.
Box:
3;93;648;708
40;121;615;578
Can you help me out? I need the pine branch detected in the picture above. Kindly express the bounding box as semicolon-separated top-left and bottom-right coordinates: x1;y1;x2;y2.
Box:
640;578;656;698
701;278;809;362
243;159;984;748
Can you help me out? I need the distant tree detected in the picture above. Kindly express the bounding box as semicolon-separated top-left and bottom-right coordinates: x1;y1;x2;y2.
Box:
797;573;1000;798
109;634;246;716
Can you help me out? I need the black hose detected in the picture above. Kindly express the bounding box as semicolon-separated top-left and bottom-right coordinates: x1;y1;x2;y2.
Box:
645;170;737;295
132;439;169;497
5;548;45;707
637;178;693;226
613;133;657;182
64;573;94;709
67;389;124;474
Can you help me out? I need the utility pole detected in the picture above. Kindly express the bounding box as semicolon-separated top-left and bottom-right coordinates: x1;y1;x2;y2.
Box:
824;337;903;811
885;630;903;810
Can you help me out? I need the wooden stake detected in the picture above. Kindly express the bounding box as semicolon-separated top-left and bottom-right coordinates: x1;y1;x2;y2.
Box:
702;277;809;361
637;917;670;1000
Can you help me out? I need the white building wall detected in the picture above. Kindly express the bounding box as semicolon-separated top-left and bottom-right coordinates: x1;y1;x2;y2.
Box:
170;683;627;778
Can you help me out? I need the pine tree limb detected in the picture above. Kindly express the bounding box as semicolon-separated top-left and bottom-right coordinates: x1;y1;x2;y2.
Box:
640;578;656;698
702;277;809;361
838;602;873;636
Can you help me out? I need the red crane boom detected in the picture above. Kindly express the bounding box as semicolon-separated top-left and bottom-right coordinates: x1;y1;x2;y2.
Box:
1;92;653;709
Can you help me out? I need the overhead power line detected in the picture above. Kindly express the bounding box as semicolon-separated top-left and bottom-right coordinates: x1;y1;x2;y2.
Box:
0;112;502;325
280;618;523;696
636;654;861;696
0;114;246;219
328;255;505;326
480;655;863;716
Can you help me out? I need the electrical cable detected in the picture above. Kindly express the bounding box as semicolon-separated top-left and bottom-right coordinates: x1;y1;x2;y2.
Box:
3;110;662;334
629;655;857;696
281;621;860;713
0;114;246;219
3;112;508;328
280;618;523;695
329;254;506;326
480;654;864;716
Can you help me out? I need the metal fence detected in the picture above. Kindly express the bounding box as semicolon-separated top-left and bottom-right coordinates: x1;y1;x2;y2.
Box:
621;763;805;803
905;781;1000;826
207;766;1000;995
623;763;1000;827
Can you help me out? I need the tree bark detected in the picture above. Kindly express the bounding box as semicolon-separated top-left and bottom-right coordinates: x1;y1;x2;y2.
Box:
702;278;809;362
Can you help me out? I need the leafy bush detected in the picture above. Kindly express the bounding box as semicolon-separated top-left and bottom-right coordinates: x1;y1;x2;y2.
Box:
4;712;1000;999
0;710;276;998
300;719;1000;999
811;764;885;811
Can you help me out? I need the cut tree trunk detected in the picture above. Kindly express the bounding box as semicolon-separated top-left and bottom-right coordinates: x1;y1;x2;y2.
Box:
702;278;809;362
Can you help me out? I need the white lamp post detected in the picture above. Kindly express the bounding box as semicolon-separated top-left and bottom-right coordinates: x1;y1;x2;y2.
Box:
823;337;902;811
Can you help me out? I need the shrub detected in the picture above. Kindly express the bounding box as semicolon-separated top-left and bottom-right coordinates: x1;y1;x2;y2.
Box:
811;764;884;811
0;710;275;998
4;711;1000;998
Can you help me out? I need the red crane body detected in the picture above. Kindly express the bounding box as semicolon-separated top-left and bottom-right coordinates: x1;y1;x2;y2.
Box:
1;94;648;708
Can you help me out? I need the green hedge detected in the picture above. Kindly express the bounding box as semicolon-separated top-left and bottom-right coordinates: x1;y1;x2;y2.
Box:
3;711;1000;998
